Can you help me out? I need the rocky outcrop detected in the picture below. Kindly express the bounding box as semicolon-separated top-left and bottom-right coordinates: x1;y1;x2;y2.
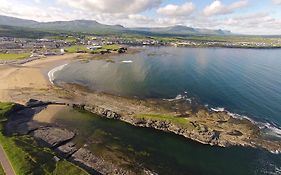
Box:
55;142;78;158
71;148;131;175
78;104;281;153
72;104;121;119
4;99;281;175
31;127;75;148
4;100;134;175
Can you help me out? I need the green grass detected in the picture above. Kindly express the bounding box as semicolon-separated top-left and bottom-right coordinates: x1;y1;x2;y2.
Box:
65;45;89;53
90;48;108;54
0;53;31;60
136;114;193;128
101;44;122;50
55;161;88;175
0;102;89;175
65;36;77;43
0;165;4;175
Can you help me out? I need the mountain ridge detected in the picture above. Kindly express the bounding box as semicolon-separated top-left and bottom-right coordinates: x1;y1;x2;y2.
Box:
0;15;232;36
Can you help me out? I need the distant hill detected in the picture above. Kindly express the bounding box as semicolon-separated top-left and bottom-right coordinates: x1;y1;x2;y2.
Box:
0;15;232;36
0;15;38;27
131;25;231;35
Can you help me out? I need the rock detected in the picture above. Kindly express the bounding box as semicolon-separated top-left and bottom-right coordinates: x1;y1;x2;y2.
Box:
227;130;243;136
55;142;78;158
26;99;49;107
5;107;46;135
31;127;75;148
53;156;60;162
71;148;130;175
84;105;121;119
198;125;208;133
14;121;42;135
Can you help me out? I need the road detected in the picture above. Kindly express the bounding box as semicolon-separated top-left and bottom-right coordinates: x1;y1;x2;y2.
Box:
0;144;15;175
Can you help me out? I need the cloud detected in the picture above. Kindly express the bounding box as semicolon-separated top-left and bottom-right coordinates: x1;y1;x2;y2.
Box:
203;0;248;16
273;0;281;4
157;2;195;17
207;12;281;34
0;0;82;22
57;0;162;14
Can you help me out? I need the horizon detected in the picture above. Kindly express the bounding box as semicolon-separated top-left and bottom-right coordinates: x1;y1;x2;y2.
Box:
0;0;281;35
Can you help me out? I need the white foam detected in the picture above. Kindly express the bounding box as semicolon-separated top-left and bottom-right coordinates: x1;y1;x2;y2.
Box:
210;106;281;141
48;63;68;84
122;60;133;63
164;94;192;103
211;107;225;112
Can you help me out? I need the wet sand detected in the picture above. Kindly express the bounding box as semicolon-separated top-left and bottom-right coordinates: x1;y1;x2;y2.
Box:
33;105;68;123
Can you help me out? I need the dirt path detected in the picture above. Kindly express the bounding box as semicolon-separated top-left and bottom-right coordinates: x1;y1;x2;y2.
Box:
0;145;15;175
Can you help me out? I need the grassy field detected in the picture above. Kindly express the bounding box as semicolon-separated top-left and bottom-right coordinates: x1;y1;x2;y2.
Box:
0;53;31;60
0;165;4;175
102;44;122;50
55;161;88;175
66;44;122;54
136;114;193;128
0;102;89;175
65;45;89;53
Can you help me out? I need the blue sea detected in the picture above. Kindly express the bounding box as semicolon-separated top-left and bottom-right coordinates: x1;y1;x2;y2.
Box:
51;47;281;174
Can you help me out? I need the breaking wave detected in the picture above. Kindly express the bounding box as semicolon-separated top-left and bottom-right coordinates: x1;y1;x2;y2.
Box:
48;63;68;84
209;106;281;143
122;60;133;63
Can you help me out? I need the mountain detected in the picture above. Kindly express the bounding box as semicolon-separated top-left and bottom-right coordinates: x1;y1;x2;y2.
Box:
0;15;124;33
0;15;38;27
0;15;232;36
131;25;198;35
33;20;125;33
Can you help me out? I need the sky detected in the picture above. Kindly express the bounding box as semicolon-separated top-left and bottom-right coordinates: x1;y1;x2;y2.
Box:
0;0;281;34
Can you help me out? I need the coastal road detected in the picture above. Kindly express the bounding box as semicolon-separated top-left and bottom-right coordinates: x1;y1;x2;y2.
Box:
0;144;16;175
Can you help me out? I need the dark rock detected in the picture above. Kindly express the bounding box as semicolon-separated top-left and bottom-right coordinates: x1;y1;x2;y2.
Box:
227;130;243;136
71;148;124;175
55;142;78;158
5;107;46;135
31;127;75;148
84;105;121;119
26;99;49;107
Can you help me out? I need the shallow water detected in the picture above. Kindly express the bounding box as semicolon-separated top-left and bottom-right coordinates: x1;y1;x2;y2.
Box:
52;107;281;175
54;47;281;129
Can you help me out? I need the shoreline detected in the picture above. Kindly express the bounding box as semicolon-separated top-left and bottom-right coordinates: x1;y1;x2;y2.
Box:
1;52;281;154
48;61;281;143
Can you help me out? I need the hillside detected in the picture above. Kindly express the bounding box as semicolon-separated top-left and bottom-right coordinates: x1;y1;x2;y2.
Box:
0;15;232;36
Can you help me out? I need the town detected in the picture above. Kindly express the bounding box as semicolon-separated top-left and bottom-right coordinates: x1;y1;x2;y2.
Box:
1;34;281;64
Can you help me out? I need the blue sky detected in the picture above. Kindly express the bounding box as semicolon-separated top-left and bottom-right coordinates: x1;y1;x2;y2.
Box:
0;0;281;34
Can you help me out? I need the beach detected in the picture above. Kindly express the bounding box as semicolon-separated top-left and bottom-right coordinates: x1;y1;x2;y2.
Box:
0;54;78;104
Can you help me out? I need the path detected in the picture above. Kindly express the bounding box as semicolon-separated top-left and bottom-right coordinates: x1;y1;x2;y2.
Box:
0;144;16;175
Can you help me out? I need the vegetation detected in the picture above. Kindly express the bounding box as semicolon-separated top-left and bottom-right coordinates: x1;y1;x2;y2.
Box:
0;165;4;175
48;36;77;43
0;53;31;60
65;36;77;43
0;102;88;175
136;114;193;128
65;45;89;53
0;25;56;39
102;44;122;50
55;161;88;175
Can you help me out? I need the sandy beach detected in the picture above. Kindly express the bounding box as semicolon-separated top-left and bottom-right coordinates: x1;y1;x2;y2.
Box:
0;54;79;104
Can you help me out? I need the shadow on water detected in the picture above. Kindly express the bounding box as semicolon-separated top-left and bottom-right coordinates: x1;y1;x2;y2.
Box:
52;107;281;175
